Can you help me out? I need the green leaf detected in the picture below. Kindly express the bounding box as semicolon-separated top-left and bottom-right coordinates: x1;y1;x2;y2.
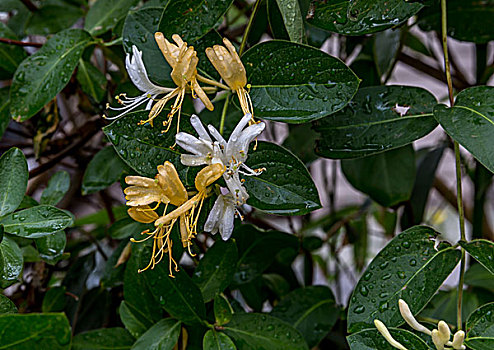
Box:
42;286;67;313
35;230;66;264
244;141;321;215
10;29;93;121
82;146;128;195
313;86;437;159
119;300;155;338
243;40;359;123
0;148;28;217
40;171;70;205
131;318;181;350
214;294;233;326
347;226;461;333
347;328;429;350
433;86;494;173
307;0;423;36
224;313;309;350
0;294;17;314
203;330;237;350
341;145;415;207
0;87;11;140
110;218;151;240
418;0;494;44
157;0;233;42
25;4;83;35
0;22;27;74
0;313;71;349
76;59;107;103
192;240;238;302
85;0;139;36
73;328;135;350
103;110;191;178
0;205;73;238
274;0;305;43
271;286;339;347
460;240;494;275
465;263;494;292
373;29;401;80
0;236;23;288
465;302;494;349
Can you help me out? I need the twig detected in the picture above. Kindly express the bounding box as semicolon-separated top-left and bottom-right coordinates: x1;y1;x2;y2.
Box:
20;0;38;12
0;38;42;48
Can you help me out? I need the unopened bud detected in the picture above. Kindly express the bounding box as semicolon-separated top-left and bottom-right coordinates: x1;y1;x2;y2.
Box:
451;330;465;350
398;299;431;335
374;320;408;350
431;329;445;350
437;321;451;344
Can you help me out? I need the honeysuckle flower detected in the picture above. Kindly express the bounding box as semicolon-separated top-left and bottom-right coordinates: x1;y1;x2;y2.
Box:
204;193;238;240
125;161;224;277
175;113;265;206
374;320;407;350
451;331;465;350
106;45;174;120
206;38;254;117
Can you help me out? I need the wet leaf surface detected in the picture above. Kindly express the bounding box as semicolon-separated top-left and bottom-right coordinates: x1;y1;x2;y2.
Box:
131;318;181;350
347;328;429;350
0;148;28;218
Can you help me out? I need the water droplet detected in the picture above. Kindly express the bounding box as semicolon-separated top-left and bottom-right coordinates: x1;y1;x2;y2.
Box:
353;305;365;314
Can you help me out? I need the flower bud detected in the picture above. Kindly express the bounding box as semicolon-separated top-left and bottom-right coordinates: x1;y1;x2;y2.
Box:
451;330;466;350
374;320;408;350
431;329;445;350
437;321;451;344
398;299;431;335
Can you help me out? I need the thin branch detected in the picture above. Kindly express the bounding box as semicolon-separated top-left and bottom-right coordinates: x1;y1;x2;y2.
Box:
20;0;38;11
0;37;42;48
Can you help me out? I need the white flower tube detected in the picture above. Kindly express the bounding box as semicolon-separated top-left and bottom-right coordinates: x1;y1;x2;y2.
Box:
204;194;237;240
374;320;408;350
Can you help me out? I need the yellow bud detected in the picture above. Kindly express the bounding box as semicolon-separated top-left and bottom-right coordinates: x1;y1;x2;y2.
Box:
451;330;465;350
437;321;451;344
128;206;159;223
195;164;225;191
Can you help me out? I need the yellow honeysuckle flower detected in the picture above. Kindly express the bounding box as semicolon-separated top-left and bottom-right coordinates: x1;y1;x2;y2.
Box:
206;38;254;117
125;161;224;277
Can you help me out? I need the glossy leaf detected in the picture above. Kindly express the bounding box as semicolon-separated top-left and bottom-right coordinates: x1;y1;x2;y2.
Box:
373;29;401;80
0;148;28;217
224;313;308;350
244;141;321;215
460;240;494;275
76;59;107;103
434;86;494;173
131;318;181;350
25;4;83;35
0;313;71;349
109;218;151;240
119;300;155;338
10;29;93;121
35;230;66;264
42;286;67;313
193;240;238;302
82;146;128;195
0;294;17;314
274;0;305;43
0;22;27;74
307;0;423;36
271;286;339;347
243;40;360;123
85;0;139;36
347;226;461;333
465;302;494;349
314;86;437;159
73;328;135;350
0;236;23;288
341;145;415;207
0;205;73;238
214;294;233;326
347;328;429;350
203;330;237;350
40;171;70;205
0;88;10;140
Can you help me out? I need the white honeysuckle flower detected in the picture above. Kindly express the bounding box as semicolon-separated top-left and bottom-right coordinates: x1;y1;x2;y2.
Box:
175;113;265;205
204;193;237;240
106;45;174;120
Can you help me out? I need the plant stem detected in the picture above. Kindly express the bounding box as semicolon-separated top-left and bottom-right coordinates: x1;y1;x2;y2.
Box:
440;0;466;331
238;0;261;56
219;95;230;135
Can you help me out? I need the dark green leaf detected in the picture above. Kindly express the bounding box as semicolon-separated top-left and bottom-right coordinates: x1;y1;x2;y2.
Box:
465;338;494;350
203;330;237;350
347;226;461;333
193;240;238;302
282;123;318;164
243;40;360;123
271;286;338;347
0;87;11;140
0;148;28;217
433;86;494;173
0;236;23;288
307;0;423;35
40;171;70;205
460;240;494;275
341;145;415;207
214;294;233;326
109;218;151;240
373;28;401;80
101;240;128;288
85;0;139;36
42;286;67;313
82;146;128;195
465;263;494;292
465;302;494;349
131;318;181;350
73;328;135;350
0;205;73;238
274;0;305;43
0;22;27;74
0;294;17;314
347;328;429;350
119;300;155;338
244;141;320;215
10;29;93;121
35;230;66;264
313;86;437;159
25;4;83;35
76;59;107;103
224;313;308;350
0;313;71;349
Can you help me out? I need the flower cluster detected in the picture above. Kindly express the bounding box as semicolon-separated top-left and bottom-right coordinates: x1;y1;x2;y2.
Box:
375;299;466;350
